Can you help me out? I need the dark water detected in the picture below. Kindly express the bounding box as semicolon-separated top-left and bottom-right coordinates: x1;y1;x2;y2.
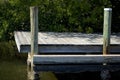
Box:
56;72;120;80
0;60;26;80
1;60;120;80
56;72;100;80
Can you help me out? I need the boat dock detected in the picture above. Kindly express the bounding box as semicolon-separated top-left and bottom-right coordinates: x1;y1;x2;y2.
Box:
14;7;120;80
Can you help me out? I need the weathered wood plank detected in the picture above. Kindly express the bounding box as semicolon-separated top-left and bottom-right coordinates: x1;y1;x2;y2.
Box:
20;45;120;53
33;54;120;64
15;31;120;45
34;64;120;72
14;31;21;52
14;31;120;53
22;32;31;44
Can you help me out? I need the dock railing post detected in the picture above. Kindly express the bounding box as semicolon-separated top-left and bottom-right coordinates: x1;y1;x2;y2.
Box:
27;6;39;80
103;8;112;55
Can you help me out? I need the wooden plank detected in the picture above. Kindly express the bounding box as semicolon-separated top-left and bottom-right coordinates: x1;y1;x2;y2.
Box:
14;31;120;53
34;64;120;72
33;54;120;64
20;45;120;53
38;33;47;44
18;31;29;44
14;31;21;52
24;32;31;43
14;31;120;45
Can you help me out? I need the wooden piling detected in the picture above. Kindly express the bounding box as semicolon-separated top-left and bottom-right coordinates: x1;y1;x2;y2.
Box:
102;8;112;80
103;8;112;55
28;6;39;80
30;6;38;56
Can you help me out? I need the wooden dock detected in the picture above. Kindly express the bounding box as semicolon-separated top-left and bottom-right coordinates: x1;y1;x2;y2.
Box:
14;7;120;80
14;31;120;72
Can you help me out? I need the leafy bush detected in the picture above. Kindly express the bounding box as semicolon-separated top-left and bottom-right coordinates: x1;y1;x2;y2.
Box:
0;0;113;41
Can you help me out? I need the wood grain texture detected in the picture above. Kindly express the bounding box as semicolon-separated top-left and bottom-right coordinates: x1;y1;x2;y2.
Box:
14;31;120;53
103;8;112;55
33;54;120;64
34;64;120;72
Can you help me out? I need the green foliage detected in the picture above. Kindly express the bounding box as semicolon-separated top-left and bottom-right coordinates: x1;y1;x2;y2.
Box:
0;0;113;41
0;1;30;41
111;0;120;32
38;0;112;33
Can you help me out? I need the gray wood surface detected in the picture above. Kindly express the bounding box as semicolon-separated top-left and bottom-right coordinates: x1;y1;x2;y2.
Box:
14;31;120;53
28;7;39;80
30;6;38;55
33;54;120;64
34;64;120;72
103;8;112;55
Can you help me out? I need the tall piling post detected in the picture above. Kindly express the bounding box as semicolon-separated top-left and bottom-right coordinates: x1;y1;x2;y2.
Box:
101;8;112;80
27;6;39;80
103;8;112;55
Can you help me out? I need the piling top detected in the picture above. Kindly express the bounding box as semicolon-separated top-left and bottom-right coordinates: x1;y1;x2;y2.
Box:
104;8;112;11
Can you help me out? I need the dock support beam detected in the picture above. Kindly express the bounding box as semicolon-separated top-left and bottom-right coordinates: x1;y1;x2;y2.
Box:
27;6;39;80
101;8;112;80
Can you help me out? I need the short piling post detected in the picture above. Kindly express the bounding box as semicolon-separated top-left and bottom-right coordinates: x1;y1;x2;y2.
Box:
103;8;112;55
101;8;112;80
27;6;39;80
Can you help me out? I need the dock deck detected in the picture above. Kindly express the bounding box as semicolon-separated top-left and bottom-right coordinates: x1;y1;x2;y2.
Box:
14;31;120;53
